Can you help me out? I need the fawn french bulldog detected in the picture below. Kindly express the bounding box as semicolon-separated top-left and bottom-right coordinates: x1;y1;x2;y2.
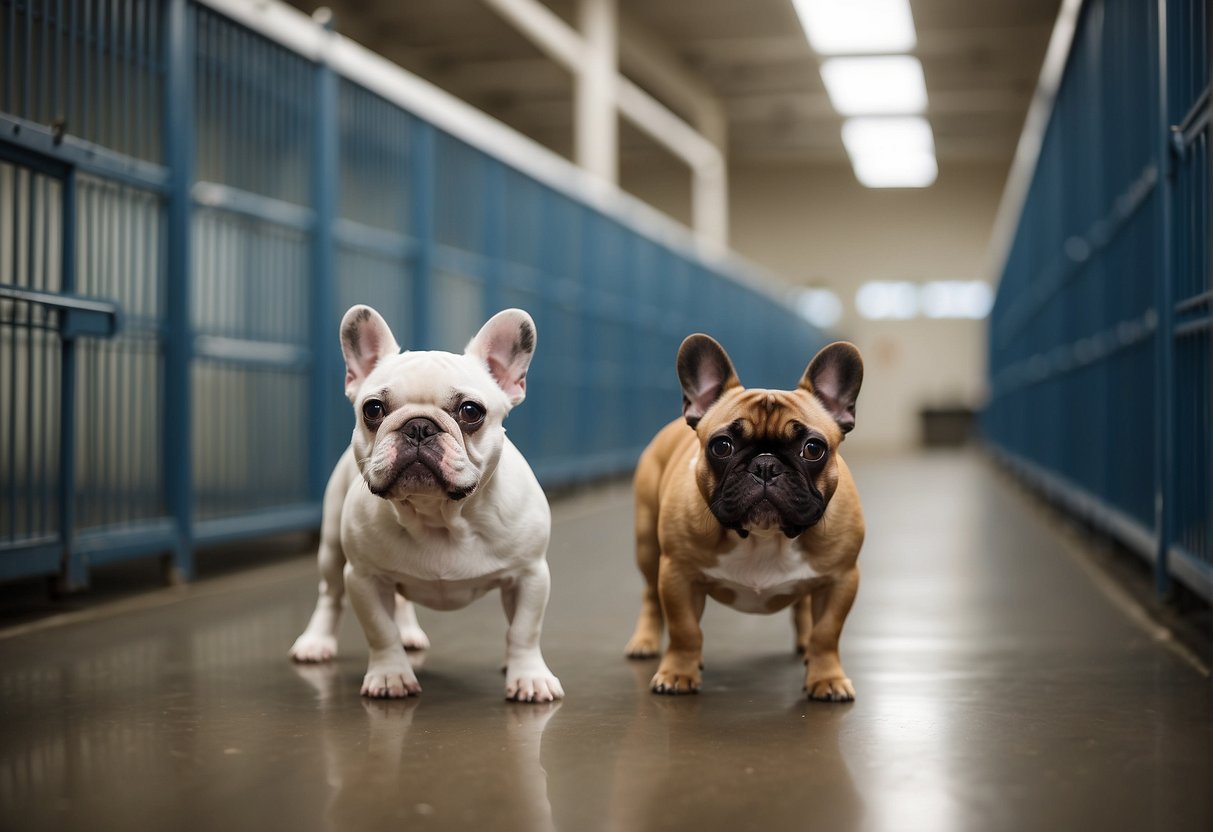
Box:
625;335;864;701
290;305;563;702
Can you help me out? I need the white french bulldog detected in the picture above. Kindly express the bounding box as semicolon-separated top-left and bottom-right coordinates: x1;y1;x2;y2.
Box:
289;304;563;703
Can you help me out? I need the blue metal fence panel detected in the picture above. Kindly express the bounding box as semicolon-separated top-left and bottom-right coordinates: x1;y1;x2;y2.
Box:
74;175;165;533
191;5;316;540
431;133;488;353
330;81;416;474
0;158;64;580
1165;0;1211;596
0;0;826;588
986;0;1212;600
0;0;164;165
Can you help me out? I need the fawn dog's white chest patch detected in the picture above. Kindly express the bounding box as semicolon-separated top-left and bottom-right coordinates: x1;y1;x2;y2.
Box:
703;534;819;613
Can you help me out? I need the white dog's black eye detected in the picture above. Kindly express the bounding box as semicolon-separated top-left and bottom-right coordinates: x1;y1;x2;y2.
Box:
457;401;485;426
362;399;385;426
709;436;734;459
802;439;827;462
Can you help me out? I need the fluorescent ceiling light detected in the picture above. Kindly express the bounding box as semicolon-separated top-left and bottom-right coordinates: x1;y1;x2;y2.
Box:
793;288;843;329
792;0;917;55
820;56;928;115
855;282;919;320
849;150;938;188
855;281;994;321
841;116;938;188
920;281;994;319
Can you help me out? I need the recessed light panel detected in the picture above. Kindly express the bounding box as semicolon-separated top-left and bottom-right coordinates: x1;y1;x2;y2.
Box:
841;117;938;188
820;56;928;116
792;0;917;55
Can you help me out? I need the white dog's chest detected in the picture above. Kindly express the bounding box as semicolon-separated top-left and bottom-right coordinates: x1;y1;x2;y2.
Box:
377;541;525;611
345;510;533;611
394;572;504;610
703;536;820;613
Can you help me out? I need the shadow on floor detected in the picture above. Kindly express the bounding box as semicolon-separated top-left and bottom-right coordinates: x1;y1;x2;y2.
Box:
0;531;318;630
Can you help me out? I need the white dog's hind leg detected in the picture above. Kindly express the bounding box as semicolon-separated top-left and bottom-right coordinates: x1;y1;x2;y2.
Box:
501;560;564;703
348;565;421;698
394;595;430;651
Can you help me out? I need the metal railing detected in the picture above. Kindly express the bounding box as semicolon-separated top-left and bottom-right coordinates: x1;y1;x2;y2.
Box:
985;0;1211;601
0;0;826;588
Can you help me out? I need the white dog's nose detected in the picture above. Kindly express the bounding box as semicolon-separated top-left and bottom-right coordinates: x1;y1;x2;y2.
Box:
402;417;440;442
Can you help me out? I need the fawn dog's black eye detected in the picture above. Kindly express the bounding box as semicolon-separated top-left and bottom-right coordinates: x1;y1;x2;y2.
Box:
709;436;734;459
802;439;827;462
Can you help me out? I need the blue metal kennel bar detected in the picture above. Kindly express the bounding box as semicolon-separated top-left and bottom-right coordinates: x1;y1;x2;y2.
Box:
0;0;826;588
985;0;1212;601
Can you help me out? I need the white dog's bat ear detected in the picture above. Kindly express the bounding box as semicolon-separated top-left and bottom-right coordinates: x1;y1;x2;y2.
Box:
340;305;400;401
465;309;536;407
676;334;741;428
801;341;863;434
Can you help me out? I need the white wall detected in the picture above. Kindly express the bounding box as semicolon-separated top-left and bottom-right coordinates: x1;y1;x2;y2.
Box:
621;160;1007;450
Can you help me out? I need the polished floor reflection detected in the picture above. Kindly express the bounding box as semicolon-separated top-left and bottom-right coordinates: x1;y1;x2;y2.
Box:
1;453;1210;831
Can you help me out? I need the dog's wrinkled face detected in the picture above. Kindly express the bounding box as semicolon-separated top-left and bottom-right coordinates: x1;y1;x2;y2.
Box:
696;389;840;538
340;305;535;503
678;335;863;539
353;352;509;501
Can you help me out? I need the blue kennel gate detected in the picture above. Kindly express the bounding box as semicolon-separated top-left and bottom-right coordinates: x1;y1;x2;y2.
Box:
0;0;826;588
985;0;1212;601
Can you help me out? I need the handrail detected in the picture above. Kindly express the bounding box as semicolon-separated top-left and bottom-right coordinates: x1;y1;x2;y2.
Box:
0;285;122;339
1172;86;1211;154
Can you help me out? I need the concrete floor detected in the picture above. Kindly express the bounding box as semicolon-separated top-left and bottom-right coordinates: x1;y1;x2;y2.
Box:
1;452;1210;832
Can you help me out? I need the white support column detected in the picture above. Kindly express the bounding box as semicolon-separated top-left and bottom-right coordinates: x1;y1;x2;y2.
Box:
480;0;729;248
692;155;728;254
575;0;618;183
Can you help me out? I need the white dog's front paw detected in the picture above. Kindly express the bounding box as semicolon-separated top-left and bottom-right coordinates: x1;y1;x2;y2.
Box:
361;665;422;699
289;632;338;663
505;664;564;703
